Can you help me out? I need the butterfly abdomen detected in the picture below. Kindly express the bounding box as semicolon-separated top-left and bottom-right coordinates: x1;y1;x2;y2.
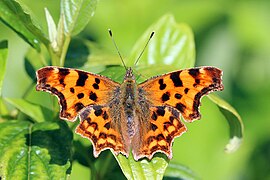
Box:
120;79;138;137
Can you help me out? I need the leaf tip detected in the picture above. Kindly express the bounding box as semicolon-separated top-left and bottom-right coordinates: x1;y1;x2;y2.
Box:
225;136;243;153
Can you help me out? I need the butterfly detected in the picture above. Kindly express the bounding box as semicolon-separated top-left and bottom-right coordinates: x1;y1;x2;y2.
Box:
36;65;223;160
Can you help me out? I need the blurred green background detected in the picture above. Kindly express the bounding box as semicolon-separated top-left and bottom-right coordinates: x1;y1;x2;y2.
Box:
1;0;270;179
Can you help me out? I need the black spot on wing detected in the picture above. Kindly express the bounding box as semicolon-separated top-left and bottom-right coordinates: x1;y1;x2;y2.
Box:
169;116;174;123
158;79;166;90
74;102;85;112
70;87;75;93
193;79;200;87
175;103;186;113
85;117;91;123
93;106;103;116
188;68;200;77
59;68;70;76
163;122;171;130
156;107;165;116
184;88;189;94
76;71;88;86
174;93;182;99
104;122;110;130
89;91;97;101
95;78;100;84
103;111;109;120
59;78;65;86
151;123;158;131
161;92;170;102
151;112;157;120
170;71;183;87
77;93;84;99
99;132;107;139
157;134;165;140
92;83;99;89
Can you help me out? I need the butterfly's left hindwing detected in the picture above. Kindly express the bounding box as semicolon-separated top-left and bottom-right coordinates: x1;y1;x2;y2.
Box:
36;66;120;121
132;106;187;160
138;67;224;122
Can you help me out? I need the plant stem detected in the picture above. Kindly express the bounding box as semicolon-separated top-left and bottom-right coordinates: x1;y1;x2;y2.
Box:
59;35;71;67
48;46;60;66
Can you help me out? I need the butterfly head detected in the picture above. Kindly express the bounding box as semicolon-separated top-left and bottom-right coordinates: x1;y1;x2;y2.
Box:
124;67;135;81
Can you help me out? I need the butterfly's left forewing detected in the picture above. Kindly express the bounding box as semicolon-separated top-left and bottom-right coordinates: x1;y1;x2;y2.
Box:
138;67;224;122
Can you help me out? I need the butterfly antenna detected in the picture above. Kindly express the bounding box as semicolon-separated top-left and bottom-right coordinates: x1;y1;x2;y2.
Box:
133;31;155;66
108;29;127;70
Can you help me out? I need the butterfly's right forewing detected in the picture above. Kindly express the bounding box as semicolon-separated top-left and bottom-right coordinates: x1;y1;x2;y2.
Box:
36;66;120;121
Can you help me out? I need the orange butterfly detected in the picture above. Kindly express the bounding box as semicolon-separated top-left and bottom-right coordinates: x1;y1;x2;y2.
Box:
36;65;223;160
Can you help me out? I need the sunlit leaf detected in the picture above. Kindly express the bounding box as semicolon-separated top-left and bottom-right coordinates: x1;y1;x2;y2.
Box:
61;0;98;36
116;154;168;180
45;8;58;51
57;13;65;50
128;14;195;72
0;120;72;179
0;40;8;97
0;0;49;50
164;162;198;180
99;66;126;83
208;94;244;153
0;40;8;117
4;98;53;122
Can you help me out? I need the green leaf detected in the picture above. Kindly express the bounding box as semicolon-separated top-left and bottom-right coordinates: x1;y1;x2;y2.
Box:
128;14;195;72
0;40;8;97
64;38;120;71
61;0;98;36
164;162;198;180
0;0;49;50
45;8;58;51
24;46;50;81
64;38;91;68
0;120;73;179
0;40;8;117
4;98;54;122
116;154;169;180
208;94;244;153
